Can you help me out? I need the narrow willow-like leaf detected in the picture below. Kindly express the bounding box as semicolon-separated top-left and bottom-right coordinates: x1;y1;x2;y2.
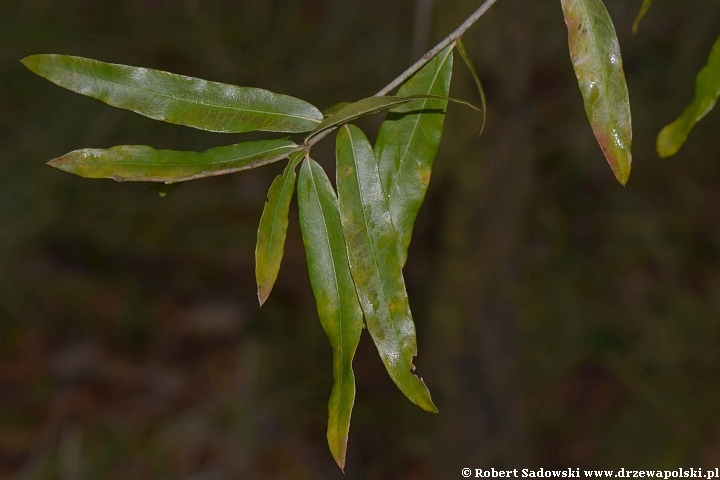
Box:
297;157;364;470
22;54;323;133
48;139;297;183
374;45;453;267
256;152;304;306
657;34;720;158
561;0;633;185
336;124;437;413
632;0;654;35
456;39;487;135
307;94;478;139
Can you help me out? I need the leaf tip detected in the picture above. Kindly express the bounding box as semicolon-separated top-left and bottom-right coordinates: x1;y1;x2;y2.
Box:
328;436;348;472
47;154;72;173
656;125;680;158
257;286;271;307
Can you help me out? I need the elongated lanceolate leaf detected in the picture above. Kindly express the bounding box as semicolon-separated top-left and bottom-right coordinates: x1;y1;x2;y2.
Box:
297;158;364;470
456;39;487;135
632;0;654;35
336;124;436;413
374;45;453;266
307;94;477;139
256;152;304;306
48;139;297;183
657;34;720;158
22;54;323;133
561;0;633;185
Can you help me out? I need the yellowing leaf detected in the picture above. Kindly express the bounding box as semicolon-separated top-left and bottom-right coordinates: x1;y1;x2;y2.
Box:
47;139;297;183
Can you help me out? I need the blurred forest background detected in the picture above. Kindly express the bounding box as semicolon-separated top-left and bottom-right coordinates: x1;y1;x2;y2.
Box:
2;0;720;478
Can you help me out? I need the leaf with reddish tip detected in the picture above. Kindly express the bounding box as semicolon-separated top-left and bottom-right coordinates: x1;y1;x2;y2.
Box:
337;124;437;413
297;158;364;470
256;152;304;306
657;34;720;158
561;0;633;185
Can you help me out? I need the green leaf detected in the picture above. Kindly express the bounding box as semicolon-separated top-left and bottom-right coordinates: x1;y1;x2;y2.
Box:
47;139;297;183
256;152;304;306
21;54;323;134
307;94;478;140
374;45;454;267
632;0;654;35
657;34;720;158
456;39;487;135
336;124;437;413
297;157;364;470
561;0;633;185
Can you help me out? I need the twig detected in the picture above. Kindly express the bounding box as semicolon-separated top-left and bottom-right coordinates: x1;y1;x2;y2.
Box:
168;0;501;183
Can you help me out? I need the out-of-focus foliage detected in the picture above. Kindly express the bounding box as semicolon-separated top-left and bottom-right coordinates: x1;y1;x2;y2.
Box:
2;0;720;478
657;33;720;158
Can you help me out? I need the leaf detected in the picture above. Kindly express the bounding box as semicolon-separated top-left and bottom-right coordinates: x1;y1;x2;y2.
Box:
561;0;633;185
456;39;487;135
21;54;323;134
657;34;720;158
256;152;304;306
307;94;478;140
297;157;364;470
47;139;297;183
632;0;654;35
336;124;437;413
374;45;454;267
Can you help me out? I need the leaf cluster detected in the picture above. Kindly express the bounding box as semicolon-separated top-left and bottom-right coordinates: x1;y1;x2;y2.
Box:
21;0;720;469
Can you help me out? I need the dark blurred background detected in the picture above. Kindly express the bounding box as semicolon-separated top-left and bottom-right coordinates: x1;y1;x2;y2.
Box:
2;0;720;478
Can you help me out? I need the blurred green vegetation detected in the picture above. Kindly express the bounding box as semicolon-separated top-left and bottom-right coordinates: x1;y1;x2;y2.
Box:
1;0;720;478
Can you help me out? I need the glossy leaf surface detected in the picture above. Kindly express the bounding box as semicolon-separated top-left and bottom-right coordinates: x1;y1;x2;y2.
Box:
297;158;364;470
336;124;436;413
561;0;633;185
657;34;720;158
48;139;297;183
632;0;654;34
256;152;303;306
307;94;477;139
22;54;323;133
374;45;453;266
